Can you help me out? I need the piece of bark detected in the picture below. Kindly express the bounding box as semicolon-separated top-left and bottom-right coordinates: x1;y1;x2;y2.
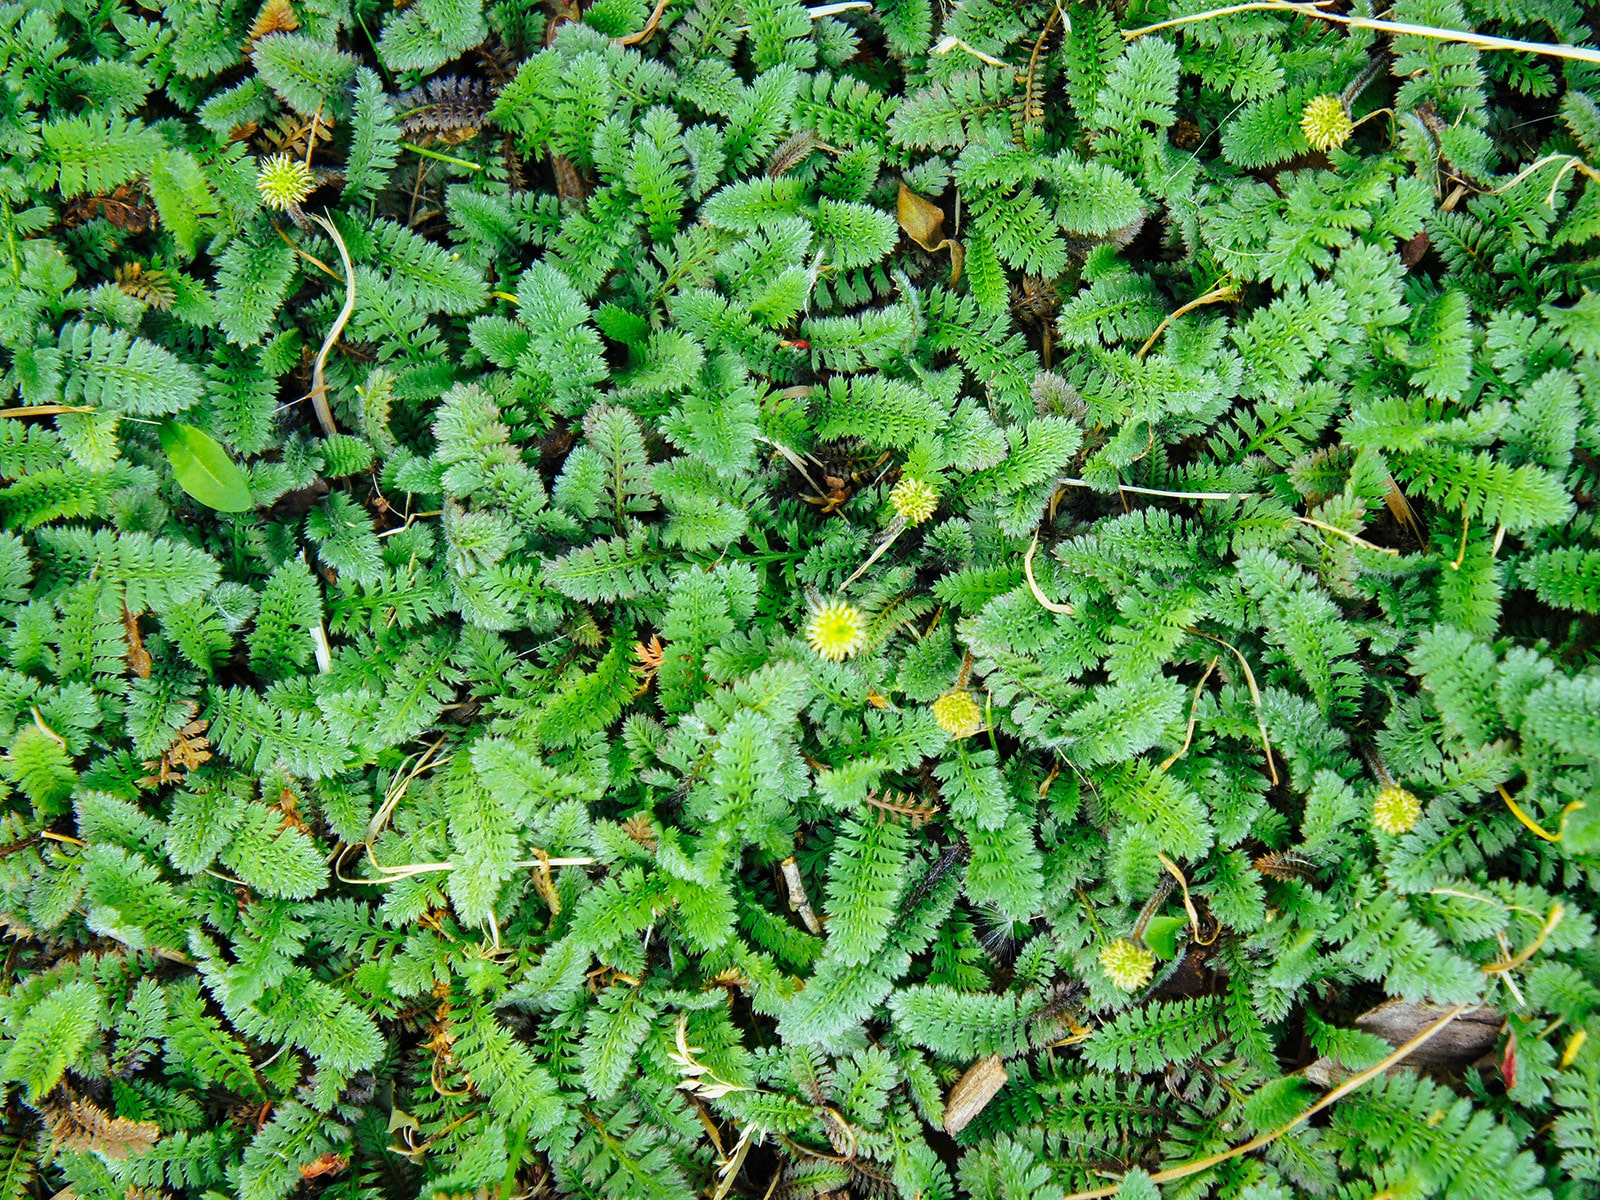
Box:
943;1054;1007;1135
1304;1001;1501;1087
1356;1000;1501;1063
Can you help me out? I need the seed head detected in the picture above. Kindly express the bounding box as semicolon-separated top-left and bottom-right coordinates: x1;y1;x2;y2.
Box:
1372;784;1421;835
805;600;866;662
932;690;983;738
1300;94;1354;153
1100;937;1155;992
890;477;938;525
257;153;315;210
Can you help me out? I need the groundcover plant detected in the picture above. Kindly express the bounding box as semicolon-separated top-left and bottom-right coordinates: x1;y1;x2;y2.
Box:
2;0;1600;1195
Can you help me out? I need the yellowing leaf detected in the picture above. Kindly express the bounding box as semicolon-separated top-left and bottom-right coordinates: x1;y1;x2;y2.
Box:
897;182;963;284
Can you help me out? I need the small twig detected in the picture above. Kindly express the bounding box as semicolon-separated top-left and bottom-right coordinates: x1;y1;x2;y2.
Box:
304;102;324;168
29;707;66;749
1159;658;1218;772
1492;153;1600;206
1295;515;1401;556
272;222;344;283
1136;280;1237;361
347;851;597;884
1024;533;1076;615
1157;852;1219;946
780;856;823;934
1062;1004;1472;1199
1483;904;1563;975
1449;509;1471;570
304;212;355;437
0;404;97;418
1056;477;1257;501
932;35;1011;66
1185;630;1278;786
1497;784;1583;844
365;736;450;845
615;0;671;43
756;435;830;497
401;141;483;171
1124;0;1600;67
839;518;907;591
311;621;332;675
377;510;443;538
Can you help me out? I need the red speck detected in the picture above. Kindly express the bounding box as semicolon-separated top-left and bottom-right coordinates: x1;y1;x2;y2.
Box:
1501;1031;1518;1090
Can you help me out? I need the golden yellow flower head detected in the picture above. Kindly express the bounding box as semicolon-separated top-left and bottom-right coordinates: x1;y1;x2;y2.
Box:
805;600;866;662
932;690;983;739
256;153;315;210
1100;937;1155;992
1372;784;1421;835
1300;94;1354;154
889;477;938;525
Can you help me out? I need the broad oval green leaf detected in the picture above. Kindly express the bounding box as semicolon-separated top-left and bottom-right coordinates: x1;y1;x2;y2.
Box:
1142;914;1188;961
159;421;254;512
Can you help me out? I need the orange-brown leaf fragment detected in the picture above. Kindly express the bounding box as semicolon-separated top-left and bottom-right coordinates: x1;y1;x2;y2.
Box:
248;0;299;45
123;606;152;678
299;1152;349;1179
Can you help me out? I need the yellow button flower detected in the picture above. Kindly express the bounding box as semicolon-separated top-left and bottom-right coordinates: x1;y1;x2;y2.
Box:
1100;937;1156;992
1372;784;1421;835
1300;94;1353;153
805;600;866;662
932;690;983;738
257;153;315;210
889;477;938;526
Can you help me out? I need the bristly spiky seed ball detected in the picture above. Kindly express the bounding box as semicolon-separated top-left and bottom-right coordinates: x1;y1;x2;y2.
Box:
1372;784;1421;835
1300;94;1354;153
256;154;314;210
932;691;983;739
805;601;865;662
1100;937;1155;992
890;477;938;525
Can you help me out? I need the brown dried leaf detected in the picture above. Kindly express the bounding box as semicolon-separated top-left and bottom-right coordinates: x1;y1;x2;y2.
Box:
1252;850;1316;882
897;182;964;284
897;182;945;249
46;1098;160;1159
115;263;176;311
141;704;213;786
1383;476;1425;545
61;185;157;233
767;130;818;177
863;789;941;828
621;812;658;849
633;635;665;695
